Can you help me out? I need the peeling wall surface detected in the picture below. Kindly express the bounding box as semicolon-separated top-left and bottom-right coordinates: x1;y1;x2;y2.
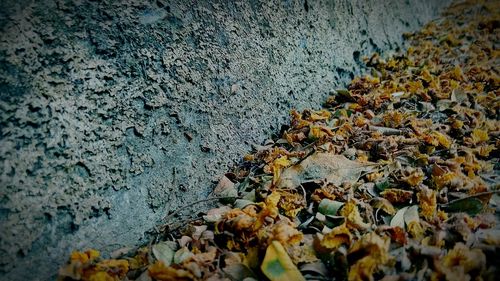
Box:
0;0;451;280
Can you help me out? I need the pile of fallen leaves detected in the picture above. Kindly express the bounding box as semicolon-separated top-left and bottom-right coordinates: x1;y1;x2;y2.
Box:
59;1;499;280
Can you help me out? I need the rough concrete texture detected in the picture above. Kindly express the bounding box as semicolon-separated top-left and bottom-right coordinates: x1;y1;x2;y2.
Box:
0;0;452;280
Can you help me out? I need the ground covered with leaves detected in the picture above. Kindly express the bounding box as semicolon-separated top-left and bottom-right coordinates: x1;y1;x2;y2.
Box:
59;1;499;280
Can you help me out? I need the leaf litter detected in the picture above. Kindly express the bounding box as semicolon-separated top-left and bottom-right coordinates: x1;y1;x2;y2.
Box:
59;1;500;280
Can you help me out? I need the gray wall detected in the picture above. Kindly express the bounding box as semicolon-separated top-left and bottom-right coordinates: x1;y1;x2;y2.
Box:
0;0;451;280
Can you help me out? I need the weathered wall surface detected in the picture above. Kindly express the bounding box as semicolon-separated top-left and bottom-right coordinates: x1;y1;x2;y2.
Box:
0;0;451;280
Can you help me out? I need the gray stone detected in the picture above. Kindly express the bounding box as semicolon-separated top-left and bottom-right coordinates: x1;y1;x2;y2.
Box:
0;0;451;280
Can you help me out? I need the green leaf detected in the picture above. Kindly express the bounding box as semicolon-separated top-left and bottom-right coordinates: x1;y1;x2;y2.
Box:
261;241;305;281
375;179;390;191
152;241;176;266
173;247;194;264
443;197;484;216
242;189;256;202
234;199;255;209
223;263;256;280
335;89;355;102
403;205;420;225
318;199;344;216
390;206;408;228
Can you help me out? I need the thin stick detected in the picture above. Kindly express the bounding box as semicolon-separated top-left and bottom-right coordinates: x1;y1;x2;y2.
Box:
162;196;240;222
440;190;500;207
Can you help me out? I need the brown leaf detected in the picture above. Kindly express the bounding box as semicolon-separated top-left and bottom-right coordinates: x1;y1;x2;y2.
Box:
278;153;372;189
380;188;413;204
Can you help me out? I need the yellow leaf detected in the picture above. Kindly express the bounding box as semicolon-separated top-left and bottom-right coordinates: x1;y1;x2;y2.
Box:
437;210;449;221
417;187;437;220
148;261;193;281
407;221;424;239
349;256;378;281
95;259;129;278
272;156;292;184
243;154;255;161
309;125;334;139
286;243;318;264
433;131;452;149
309;110;331;121
432;172;455;189
403;169;425;186
266;192;281;218
261;241;305;281
451;119;464;129
371;198;396;215
260;219;303;247
475;144;495;157
277;190;304;218
339;200;371;230
278;153;371;189
348;232;392;281
435;243;486;280
70;249;100;264
321;223;352;250
471;128;489;144
87;272;115;281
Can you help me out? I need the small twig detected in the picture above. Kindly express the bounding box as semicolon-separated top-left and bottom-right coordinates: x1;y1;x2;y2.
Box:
368;125;402;135
299;184;308;205
295;145;317;164
162;196;240;222
440;190;500;207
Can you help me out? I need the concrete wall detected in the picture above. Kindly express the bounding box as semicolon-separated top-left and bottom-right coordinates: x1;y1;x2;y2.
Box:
0;0;451;280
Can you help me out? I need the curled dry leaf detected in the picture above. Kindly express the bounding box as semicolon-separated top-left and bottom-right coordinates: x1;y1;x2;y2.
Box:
380;188;414;204
348;232;393;281
340;200;371;230
321;223;352;250
417;187;437;220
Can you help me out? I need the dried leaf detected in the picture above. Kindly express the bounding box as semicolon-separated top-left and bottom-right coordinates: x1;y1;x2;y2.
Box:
339;200;371;230
417;187;437;220
278;153;372;189
471;129;489;144
380;188;413;204
403;169;425;187
286;240;318;264
403;205;419;224
203;206;232;223
435;243;486;280
148;261;193;281
272;156;292;184
214;175;238;198
404;205;424;239
277;190;305;217
260;219;303;246
321;223;352;250
348;232;393;281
